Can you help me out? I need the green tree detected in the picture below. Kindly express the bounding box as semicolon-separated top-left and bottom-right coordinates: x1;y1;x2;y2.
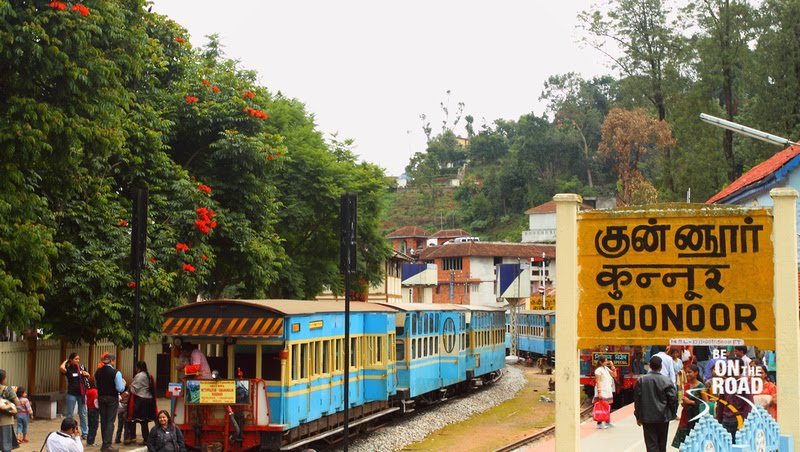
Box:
686;0;756;181
580;0;686;193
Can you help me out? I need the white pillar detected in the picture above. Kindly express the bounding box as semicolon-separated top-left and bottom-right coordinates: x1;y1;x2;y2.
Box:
554;193;581;451
771;188;800;444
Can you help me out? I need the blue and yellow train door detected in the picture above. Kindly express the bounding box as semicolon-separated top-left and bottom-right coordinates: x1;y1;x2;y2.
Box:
439;312;460;386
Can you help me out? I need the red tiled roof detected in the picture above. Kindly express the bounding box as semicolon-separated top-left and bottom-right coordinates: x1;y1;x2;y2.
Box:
430;229;471;238
417;242;556;259
387;226;429;238
707;145;800;204
525;200;594;214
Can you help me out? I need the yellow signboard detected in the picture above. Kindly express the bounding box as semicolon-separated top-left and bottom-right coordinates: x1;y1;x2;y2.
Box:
577;205;775;349
184;380;251;405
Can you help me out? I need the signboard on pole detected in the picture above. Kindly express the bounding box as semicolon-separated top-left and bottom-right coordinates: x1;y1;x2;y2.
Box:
577;205;775;349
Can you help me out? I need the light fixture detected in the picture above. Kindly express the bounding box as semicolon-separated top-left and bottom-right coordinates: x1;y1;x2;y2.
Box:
224;337;237;346
172;337;183;347
700;113;799;147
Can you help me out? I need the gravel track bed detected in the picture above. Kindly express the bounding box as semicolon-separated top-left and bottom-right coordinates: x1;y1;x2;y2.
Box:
338;366;527;452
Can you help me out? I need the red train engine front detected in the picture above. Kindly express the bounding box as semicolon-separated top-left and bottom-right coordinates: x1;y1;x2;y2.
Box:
579;345;650;407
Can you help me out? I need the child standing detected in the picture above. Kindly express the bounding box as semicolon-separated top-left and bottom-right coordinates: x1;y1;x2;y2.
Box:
116;386;131;444
86;377;99;446
15;387;33;443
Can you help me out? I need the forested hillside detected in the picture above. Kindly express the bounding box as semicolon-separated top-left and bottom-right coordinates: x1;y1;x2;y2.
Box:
393;0;800;240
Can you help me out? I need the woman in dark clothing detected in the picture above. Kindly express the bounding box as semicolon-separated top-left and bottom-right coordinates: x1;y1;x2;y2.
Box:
147;410;185;452
129;361;157;444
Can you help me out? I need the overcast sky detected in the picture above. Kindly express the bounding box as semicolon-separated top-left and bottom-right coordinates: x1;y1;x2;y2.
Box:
151;1;612;176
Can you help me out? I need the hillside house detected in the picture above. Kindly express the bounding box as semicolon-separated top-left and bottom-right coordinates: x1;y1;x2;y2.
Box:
416;242;555;306
707;144;800;268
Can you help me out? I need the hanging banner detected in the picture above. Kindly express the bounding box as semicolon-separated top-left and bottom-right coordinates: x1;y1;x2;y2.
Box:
577;204;775;349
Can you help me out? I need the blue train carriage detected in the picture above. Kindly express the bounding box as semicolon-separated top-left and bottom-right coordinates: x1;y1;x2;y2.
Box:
161;299;399;451
464;305;507;382
379;302;471;408
504;310;556;365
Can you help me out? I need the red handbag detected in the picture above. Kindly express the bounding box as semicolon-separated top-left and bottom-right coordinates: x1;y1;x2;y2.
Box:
593;399;611;423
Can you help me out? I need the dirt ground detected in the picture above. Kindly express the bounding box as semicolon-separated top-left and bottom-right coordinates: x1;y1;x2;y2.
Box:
402;363;561;452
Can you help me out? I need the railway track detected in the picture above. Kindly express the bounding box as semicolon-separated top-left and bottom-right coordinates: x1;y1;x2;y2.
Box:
494;404;594;452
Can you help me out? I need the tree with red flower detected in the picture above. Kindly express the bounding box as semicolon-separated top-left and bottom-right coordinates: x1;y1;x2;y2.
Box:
185;96;198;103
71;3;89;16
49;1;67;10
197;184;211;194
174;37;186;43
242;91;255;99
182;263;196;273
118;220;128;226
194;207;217;234
211;86;220;93
128;281;137;288
175;243;189;252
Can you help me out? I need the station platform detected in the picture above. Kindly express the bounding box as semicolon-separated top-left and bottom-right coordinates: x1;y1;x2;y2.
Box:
524;402;682;451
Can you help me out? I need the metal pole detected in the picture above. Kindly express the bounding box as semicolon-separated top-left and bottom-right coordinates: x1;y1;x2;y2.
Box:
542;252;546;308
343;271;350;450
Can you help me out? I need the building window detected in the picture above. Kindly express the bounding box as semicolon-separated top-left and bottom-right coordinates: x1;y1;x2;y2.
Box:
442;257;463;270
471;283;480;292
400;240;407;253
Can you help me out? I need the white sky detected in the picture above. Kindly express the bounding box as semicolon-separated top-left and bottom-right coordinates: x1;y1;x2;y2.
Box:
152;1;612;176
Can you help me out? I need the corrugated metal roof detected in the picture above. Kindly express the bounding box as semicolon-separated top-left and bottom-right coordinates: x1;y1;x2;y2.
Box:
164;299;399;316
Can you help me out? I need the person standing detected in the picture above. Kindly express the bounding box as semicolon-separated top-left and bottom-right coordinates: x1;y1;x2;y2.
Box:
128;361;157;445
85;378;99;447
671;364;708;448
60;353;90;440
652;347;677;387
716;357;754;441
634;356;678;452
95;354;125;452
45;418;84;452
147;410;185;452
593;356;616;429
693;346;711;379
14;387;32;444
0;370;20;452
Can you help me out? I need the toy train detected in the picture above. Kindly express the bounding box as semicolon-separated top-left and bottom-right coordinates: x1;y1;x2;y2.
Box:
504;310;649;406
161;299;506;451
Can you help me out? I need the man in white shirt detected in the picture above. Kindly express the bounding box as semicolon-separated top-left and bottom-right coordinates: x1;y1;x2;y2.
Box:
46;418;84;452
652;346;677;387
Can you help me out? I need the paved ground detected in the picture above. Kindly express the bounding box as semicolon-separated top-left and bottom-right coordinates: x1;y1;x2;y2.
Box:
19;415;149;452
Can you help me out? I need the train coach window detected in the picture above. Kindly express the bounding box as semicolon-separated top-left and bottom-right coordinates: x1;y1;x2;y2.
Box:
300;343;308;379
412;315;418;335
435;337;439;354
396;339;404;361
322;341;330;374
428;316;434;333
389;334;396;362
260;344;283;381
350;338;358;368
423;337;428;357
313;341;322;376
335;339;343;373
290;344;298;380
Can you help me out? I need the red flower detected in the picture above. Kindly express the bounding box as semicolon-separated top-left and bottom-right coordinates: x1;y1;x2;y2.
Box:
242;91;255;99
201;255;208;261
202;80;211;86
182;263;196;273
71;3;89;16
128;281;137;288
49;1;67;10
194;207;217;234
267;154;273;161
175;243;189;252
185;96;198;103
149;256;156;264
197;184;212;194
243;107;268;120
173;37;186;43
118;220;128;226
211;86;220;93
